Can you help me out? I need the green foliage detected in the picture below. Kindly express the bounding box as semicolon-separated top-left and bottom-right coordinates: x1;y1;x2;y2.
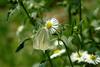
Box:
0;0;100;67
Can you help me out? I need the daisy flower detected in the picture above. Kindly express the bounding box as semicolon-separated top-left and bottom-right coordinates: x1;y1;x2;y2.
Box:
71;50;100;65
70;51;81;63
84;54;100;65
70;51;88;63
45;18;59;34
50;49;66;59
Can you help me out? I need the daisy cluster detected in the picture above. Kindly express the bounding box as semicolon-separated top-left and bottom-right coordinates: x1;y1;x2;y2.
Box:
70;50;100;65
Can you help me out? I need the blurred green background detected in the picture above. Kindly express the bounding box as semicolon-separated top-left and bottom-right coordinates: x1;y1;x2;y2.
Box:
0;0;41;67
0;0;100;67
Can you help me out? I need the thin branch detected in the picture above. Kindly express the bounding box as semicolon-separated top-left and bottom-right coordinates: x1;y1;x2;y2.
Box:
59;39;74;67
18;0;36;26
45;50;53;67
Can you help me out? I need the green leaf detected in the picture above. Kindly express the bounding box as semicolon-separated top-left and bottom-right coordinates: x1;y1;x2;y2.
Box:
16;38;30;52
16;41;25;52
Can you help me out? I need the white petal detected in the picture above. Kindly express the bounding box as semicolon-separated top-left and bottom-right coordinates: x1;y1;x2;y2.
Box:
52;26;58;29
50;18;59;25
50;28;56;34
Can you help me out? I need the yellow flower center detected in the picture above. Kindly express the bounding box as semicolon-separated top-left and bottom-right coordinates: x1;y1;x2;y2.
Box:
90;55;96;60
53;49;60;54
46;21;53;29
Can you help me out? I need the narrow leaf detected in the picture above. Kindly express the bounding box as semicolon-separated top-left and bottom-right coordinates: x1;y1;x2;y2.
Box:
16;38;30;52
16;41;24;52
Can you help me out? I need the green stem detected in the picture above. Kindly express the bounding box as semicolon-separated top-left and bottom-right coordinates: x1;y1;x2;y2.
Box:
76;49;82;67
53;17;74;67
18;0;36;26
68;4;73;35
59;39;74;67
45;50;53;67
79;0;84;49
40;50;46;64
77;48;81;57
68;0;74;36
68;2;72;25
53;27;73;67
79;0;82;21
